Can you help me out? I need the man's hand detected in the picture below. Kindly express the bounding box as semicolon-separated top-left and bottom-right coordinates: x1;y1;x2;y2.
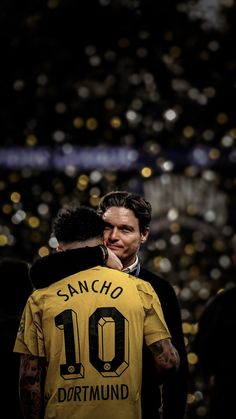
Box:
148;338;180;375
106;248;123;270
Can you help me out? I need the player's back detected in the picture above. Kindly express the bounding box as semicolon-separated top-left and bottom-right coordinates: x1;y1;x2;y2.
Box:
26;266;167;419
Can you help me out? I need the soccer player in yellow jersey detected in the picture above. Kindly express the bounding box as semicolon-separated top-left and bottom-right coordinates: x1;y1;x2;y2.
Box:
14;206;179;419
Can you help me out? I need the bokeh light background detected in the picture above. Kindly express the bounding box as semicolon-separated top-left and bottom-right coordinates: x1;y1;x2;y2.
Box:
1;1;236;417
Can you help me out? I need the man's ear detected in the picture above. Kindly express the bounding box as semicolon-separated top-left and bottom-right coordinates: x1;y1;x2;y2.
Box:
140;228;149;243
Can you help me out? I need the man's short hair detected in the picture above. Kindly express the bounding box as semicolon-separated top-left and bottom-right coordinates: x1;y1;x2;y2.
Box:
53;205;106;243
97;191;152;232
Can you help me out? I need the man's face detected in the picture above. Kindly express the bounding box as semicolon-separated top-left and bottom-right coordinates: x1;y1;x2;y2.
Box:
102;206;149;268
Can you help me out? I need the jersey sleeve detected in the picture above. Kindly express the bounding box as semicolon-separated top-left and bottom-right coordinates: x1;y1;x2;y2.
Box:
13;291;45;357
136;280;171;346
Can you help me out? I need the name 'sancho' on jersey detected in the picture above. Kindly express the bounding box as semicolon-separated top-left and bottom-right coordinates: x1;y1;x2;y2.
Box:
58;383;129;403
56;279;124;301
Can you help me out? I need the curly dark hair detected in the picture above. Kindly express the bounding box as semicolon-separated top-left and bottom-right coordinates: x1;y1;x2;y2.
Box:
52;205;106;243
97;191;152;232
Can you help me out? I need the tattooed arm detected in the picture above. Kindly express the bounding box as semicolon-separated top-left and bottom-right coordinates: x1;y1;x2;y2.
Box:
19;354;46;419
148;338;180;375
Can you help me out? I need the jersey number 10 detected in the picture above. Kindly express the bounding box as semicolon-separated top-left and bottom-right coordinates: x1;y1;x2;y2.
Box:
55;307;129;379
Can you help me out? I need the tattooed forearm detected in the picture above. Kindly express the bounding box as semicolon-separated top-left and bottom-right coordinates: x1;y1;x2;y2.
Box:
149;342;163;357
148;338;180;374
19;354;46;419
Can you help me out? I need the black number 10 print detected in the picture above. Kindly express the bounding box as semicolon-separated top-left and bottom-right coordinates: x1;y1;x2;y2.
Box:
55;307;129;380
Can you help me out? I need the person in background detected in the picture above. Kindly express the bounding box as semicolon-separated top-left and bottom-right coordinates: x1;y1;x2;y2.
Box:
14;206;180;419
194;284;236;419
30;191;189;419
96;191;189;419
0;257;34;418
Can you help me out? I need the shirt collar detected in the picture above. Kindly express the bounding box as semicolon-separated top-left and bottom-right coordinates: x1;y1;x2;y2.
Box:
122;256;139;274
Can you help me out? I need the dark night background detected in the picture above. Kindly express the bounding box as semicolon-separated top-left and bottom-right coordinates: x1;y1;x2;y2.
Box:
1;1;236;417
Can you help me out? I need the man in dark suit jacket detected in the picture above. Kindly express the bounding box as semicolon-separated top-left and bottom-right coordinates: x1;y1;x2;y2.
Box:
31;191;188;419
97;191;188;419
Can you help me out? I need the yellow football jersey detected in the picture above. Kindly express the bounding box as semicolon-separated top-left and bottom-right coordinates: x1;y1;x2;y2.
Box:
14;266;170;419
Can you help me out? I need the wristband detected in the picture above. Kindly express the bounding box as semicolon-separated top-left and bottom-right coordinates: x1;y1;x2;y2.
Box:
99;244;109;265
